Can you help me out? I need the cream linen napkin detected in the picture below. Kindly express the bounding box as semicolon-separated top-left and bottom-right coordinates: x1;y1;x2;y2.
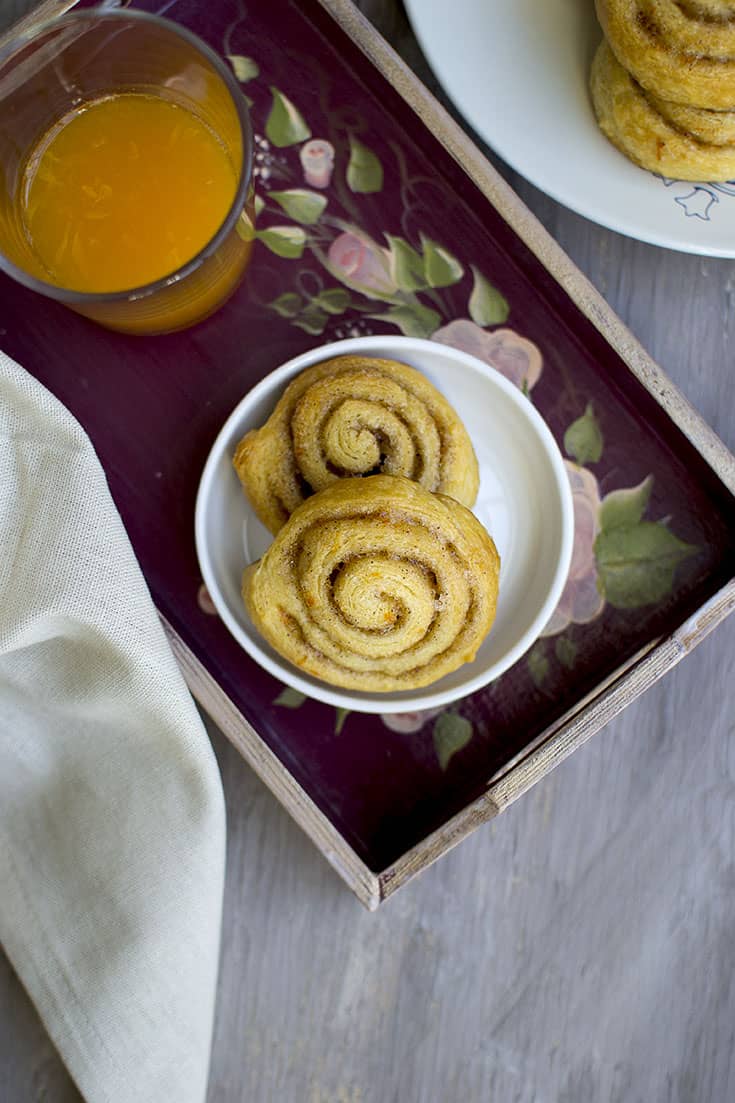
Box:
0;351;226;1103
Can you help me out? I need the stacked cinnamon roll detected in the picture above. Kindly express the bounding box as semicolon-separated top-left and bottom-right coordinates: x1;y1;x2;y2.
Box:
233;356;500;692
591;0;735;180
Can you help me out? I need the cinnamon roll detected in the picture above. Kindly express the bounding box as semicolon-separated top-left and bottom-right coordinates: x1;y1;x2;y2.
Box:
242;475;500;692
233;355;479;535
595;0;735;110
591;39;735;180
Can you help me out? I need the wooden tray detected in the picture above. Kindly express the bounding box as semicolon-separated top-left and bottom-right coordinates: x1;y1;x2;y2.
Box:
4;0;735;908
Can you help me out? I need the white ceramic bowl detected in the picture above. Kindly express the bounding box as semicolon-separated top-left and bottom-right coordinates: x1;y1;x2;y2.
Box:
195;336;574;713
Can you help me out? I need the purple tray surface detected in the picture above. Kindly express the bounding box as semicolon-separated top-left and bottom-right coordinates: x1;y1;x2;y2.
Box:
3;0;734;869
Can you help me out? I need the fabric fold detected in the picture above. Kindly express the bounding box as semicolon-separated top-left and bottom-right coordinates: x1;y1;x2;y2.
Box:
0;351;225;1103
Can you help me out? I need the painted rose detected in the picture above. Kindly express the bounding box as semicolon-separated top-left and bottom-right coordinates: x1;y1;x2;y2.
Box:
197;583;218;616
326;226;397;298
299;138;335;188
541;461;605;637
381;707;443;734
432;319;543;392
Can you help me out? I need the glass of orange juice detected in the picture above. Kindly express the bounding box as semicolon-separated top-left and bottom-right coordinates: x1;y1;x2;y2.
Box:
0;8;254;335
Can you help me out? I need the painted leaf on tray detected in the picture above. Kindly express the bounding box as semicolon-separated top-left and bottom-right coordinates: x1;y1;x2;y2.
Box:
334;708;350;735
266;87;311;147
468;266;509;326
369;302;441;338
555;636;577;669
292;305;329;335
269;291;303;317
267;188;327;225
253;193;266;218
274;687;307;709
421;236;464;288
346;137;383;193
527;643;550;687
433;711;473;770
227;54;259;82
236;208;256;242
595;522;697;609
385;234;426;292
564;404;603;466
256;225;307;258
599;475;653;531
315;287;351;314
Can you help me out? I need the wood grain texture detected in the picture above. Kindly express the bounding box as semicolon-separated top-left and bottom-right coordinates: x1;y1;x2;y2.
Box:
2;1;735;1101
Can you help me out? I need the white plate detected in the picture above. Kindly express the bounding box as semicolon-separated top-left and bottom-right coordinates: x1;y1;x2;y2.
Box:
195;336;574;714
404;0;735;257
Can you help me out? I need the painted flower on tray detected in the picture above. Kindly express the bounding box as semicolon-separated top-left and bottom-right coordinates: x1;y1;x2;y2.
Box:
300;138;335;188
541;461;605;637
247;88;512;341
197;583;218;616
326;226;397;298
382;707;475;770
431;320;543;392
381;706;443;734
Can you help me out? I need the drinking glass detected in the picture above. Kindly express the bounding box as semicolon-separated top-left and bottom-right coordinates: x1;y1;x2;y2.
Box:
0;8;255;335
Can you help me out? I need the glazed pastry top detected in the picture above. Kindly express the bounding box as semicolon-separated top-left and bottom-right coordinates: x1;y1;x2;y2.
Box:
233;354;480;534
242;474;500;693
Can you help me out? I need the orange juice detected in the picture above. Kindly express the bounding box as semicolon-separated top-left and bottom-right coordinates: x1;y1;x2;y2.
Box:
21;92;239;294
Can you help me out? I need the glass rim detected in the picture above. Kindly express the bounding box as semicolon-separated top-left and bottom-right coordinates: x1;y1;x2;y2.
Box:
0;6;254;305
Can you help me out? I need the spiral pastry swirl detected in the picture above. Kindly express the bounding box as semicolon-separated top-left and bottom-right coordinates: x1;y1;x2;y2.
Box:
233;355;479;535
591;39;735;179
242;475;500;692
595;0;735;109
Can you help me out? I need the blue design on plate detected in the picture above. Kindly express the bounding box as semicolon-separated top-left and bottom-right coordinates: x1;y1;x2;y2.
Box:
659;175;735;222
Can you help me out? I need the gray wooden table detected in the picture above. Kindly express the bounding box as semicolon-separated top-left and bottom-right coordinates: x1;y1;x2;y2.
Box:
2;2;735;1101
